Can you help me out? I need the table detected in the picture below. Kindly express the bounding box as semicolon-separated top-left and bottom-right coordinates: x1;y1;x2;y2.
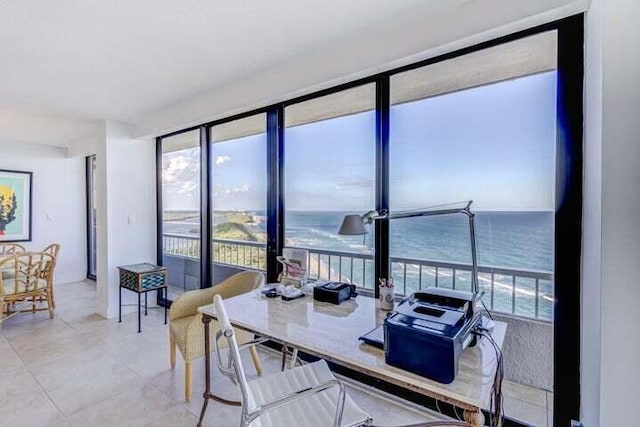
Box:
118;263;168;333
197;291;506;426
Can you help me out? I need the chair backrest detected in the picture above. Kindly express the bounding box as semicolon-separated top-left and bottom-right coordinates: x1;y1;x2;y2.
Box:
41;243;60;259
214;271;265;299
0;243;26;255
213;295;251;403
0;252;54;297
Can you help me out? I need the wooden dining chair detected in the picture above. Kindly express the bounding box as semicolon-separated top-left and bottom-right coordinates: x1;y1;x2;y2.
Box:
40;244;61;308
1;252;55;324
0;243;26;255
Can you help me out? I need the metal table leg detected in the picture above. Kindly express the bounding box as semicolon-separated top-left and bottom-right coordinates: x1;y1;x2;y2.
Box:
197;314;240;427
137;292;141;333
145;292;148;316
118;286;122;323
162;288;167;324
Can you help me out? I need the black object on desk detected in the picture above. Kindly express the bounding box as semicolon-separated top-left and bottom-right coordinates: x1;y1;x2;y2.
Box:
118;263;168;333
384;290;481;384
313;282;357;304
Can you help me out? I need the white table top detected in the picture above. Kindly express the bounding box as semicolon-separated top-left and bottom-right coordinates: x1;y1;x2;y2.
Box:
199;291;506;411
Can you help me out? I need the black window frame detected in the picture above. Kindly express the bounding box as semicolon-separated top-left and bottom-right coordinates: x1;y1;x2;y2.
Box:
156;15;583;426
85;155;97;280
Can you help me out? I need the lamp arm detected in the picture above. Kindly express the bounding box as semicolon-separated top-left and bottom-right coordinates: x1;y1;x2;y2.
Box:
371;201;479;295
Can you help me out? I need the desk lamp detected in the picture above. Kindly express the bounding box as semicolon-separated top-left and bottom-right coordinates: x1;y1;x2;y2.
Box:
337;201;479;296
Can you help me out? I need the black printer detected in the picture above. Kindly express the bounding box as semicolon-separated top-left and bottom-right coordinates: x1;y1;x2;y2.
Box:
384;287;482;384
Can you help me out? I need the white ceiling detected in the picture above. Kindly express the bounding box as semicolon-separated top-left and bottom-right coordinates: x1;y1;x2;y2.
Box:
0;0;586;149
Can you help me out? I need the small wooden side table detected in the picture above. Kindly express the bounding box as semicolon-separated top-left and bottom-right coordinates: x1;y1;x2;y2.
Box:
118;263;168;333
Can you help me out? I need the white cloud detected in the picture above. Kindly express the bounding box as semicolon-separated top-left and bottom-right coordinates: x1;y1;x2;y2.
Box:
234;184;250;193
215;155;231;166
220;184;251;196
162;155;197;184
177;181;198;195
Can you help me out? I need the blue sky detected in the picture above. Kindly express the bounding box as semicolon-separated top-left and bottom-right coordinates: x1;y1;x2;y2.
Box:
163;71;557;212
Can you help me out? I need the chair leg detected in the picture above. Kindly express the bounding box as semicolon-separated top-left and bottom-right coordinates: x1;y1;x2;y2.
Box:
185;362;192;402
46;292;54;319
50;286;56;309
249;346;262;376
170;335;176;369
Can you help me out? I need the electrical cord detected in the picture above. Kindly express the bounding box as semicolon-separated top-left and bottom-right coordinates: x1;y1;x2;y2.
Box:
481;300;494;321
472;326;504;427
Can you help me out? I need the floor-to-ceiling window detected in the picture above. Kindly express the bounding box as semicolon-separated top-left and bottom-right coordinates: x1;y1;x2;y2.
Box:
155;17;582;427
210;114;268;282
389;31;558;425
160;130;201;300
390;31;557;319
284;84;376;289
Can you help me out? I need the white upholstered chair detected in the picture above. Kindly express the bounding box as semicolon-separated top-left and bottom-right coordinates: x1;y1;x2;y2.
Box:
169;270;265;401
209;294;373;427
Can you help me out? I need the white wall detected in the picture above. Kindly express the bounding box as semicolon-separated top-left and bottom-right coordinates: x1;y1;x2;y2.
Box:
0;141;86;284
95;121;156;319
582;1;603;425
597;0;640;424
582;0;640;425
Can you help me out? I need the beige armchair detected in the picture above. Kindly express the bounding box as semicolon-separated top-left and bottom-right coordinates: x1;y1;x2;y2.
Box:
169;270;265;401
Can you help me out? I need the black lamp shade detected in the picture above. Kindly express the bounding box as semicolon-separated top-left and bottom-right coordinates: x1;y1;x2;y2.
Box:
338;215;368;235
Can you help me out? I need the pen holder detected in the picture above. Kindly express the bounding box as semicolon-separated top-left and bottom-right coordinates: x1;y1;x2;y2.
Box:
379;286;395;311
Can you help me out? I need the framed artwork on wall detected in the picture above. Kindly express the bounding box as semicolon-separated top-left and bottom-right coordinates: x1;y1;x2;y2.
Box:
0;169;32;242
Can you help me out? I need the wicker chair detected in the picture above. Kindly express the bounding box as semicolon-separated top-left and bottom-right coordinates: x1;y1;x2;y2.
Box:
1;252;55;325
169;270;265;401
40;244;60;308
0;243;26;255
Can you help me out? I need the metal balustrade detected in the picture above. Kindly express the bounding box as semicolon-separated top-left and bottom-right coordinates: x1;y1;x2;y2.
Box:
162;233;553;321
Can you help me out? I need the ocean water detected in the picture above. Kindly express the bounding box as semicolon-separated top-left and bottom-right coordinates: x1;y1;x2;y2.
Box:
284;210;554;320
165;210;554;319
284;211;553;271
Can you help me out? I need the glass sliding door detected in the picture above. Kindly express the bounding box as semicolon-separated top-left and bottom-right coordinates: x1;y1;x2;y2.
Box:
86;155;97;279
284;84;376;289
160;130;201;301
389;31;558;425
210;114;267;284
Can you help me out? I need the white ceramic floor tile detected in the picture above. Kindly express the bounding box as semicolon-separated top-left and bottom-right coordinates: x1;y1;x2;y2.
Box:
504;395;548;426
67;383;175;427
2;280;550;426
503;380;548;408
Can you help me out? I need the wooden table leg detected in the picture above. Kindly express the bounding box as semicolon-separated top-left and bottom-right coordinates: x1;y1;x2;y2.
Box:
463;408;485;427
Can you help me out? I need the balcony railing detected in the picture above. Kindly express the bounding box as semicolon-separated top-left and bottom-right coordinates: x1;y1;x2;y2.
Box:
162;233;553;321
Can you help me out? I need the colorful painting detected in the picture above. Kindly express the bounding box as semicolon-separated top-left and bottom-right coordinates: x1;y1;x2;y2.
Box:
0;169;32;242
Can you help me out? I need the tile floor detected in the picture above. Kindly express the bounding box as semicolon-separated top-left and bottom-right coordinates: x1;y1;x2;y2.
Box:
503;380;553;427
0;281;448;427
0;281;552;427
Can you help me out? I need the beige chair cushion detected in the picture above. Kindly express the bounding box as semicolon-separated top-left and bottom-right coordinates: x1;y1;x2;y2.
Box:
3;278;47;295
